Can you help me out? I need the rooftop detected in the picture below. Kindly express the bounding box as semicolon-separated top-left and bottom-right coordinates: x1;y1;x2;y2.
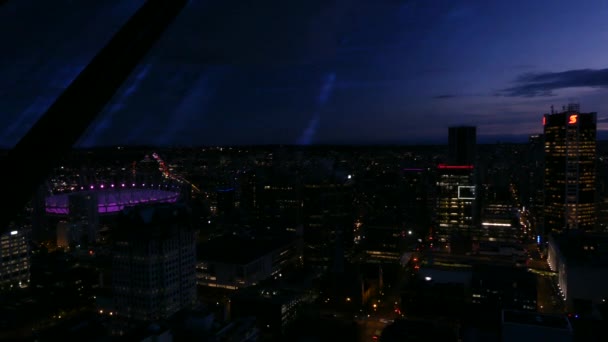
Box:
198;234;296;264
552;232;608;266
502;310;571;330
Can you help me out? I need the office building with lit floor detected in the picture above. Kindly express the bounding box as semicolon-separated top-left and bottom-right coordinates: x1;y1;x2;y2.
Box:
436;164;476;244
196;235;298;290
436;124;478;247
543;104;597;233
0;229;30;290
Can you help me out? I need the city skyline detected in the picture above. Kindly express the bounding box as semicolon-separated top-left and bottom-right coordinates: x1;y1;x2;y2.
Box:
2;0;608;148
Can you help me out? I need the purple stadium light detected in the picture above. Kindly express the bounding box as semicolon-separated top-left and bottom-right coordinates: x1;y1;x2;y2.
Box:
121;183;125;187
100;184;104;189
111;184;115;188
45;188;180;215
132;183;135;187
90;185;94;189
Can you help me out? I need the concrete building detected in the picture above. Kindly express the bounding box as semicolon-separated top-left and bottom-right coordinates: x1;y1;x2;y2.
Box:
68;192;99;244
111;203;196;334
547;233;608;314
231;287;305;336
448;126;477;165
196;235;297;290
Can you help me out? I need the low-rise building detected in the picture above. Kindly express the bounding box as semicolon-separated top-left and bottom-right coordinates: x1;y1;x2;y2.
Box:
547;232;608;314
197;235;297;290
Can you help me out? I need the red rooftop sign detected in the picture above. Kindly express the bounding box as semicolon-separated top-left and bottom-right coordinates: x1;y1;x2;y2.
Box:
437;164;474;170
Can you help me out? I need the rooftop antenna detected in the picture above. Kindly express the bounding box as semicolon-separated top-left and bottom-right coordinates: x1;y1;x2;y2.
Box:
551;105;554;114
567;98;580;112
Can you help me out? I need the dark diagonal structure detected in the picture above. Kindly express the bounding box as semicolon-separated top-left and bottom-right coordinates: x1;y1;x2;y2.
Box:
0;0;187;232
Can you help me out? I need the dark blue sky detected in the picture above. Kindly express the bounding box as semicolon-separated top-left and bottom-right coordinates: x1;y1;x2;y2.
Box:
2;0;608;147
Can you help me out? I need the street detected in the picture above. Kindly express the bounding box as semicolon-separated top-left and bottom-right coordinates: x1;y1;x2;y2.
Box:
526;243;565;314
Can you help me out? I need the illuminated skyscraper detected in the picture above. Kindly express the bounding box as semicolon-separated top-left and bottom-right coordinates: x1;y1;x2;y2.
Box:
436;164;476;244
436;127;478;247
0;229;30;290
543;104;596;233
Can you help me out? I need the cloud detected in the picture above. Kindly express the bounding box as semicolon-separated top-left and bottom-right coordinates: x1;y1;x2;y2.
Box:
499;68;608;97
431;92;487;99
432;94;456;99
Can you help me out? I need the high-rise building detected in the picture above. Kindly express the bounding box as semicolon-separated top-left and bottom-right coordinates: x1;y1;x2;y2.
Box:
68;192;99;244
31;184;49;242
448;126;477;165
436;164;476;245
216;187;236;218
526;134;545;233
436;126;478;247
0;229;30;290
543;104;596;233
111;203;196;333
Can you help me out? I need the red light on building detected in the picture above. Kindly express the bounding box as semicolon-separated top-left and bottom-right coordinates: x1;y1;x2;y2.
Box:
569;114;578;125
437;164;474;170
543;116;546;125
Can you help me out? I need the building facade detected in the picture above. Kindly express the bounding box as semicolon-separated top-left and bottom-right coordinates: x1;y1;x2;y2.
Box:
0;229;30;290
112;204;196;331
196;236;297;290
547;233;608;314
448;126;477;165
436;164;476;244
543;105;596;233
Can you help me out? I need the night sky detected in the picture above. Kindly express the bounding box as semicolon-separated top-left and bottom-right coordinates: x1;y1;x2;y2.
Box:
2;0;608;148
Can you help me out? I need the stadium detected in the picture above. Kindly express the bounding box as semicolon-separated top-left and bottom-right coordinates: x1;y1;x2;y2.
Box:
45;183;182;216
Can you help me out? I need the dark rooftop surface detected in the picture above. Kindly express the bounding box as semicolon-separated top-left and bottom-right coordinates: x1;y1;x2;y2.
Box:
553;232;608;266
198;234;296;264
502;310;571;330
